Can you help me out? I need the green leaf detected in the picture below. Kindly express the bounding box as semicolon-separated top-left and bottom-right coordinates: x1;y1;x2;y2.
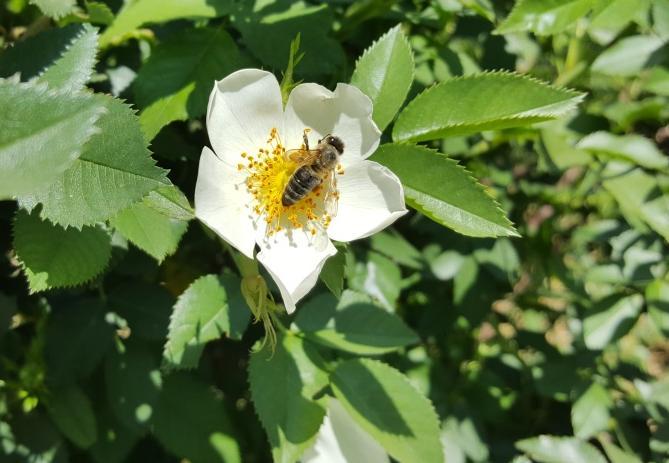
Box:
647;280;669;336
583;294;644;350
30;0;76;18
13;210;112;293
591;35;667;76
370;231;422;269
588;0;649;45
249;334;329;463
571;383;612;439
0;24;98;93
0;80;105;199
495;0;594;36
152;372;241;463
100;0;233;46
331;358;443;463
134;28;241;140
107;281;174;341
46;386;97;449
89;408;140;463
599;439;643;463
293;290;418;355
372;144;518;237
105;341;162;433
143;185;194;221
577;131;668;170
350;25;414;131
516;435;607;463
85;1;114;25
110;194;189;262
603;168;669;241
232;0;344;77
39;24;98;93
163;274;249;369
393;72;584;142
44;299;115;386
20;95;169;228
347;250;402;310
319;250;346;298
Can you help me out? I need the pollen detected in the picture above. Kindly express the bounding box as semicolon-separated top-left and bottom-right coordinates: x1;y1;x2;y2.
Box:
241;127;339;236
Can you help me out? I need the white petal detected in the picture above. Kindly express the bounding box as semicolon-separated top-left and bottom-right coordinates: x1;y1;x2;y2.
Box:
328;160;407;242
256;230;336;313
284;83;381;167
302;398;389;463
206;69;284;167
194;147;257;258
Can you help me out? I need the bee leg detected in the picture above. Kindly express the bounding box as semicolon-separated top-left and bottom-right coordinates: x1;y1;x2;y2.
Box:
303;131;310;151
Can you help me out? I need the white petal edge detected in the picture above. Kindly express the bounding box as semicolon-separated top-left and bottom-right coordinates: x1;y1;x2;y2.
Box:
256;231;336;314
328;160;407;242
283;82;381;167
194;146;257;258
206;68;284;167
302;398;389;463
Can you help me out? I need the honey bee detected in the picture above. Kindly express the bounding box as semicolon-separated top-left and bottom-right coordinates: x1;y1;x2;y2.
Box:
282;133;344;207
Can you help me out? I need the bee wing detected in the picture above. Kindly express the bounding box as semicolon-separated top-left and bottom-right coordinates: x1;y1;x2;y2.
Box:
286;148;321;165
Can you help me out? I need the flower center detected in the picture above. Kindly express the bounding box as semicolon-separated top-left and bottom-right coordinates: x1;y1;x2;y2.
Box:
238;127;343;237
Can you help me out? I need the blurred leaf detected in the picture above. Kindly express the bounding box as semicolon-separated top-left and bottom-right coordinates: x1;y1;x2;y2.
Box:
583;294;644;350
319;250;346;298
249;334;328;463
441;415;489;462
20;95;169;228
152;372;241;463
105;341;162;433
89;409;139;463
100;0;233;46
370;231;422;269
294;290;418;354
588;0;650;45
13;209;112;293
393;72;584;142
347;250;402;310
163;274;249;369
0;80;104;199
603;168;669;241
85;1;114;25
577;131;668;170
331;358;443;463
571;383;611;439
111;195;189;262
647;280;669;335
516;435;607;463
541;124;591;169
39;24;98;93
3;411;69;463
643;67;669;95
232;0;344;77
351;24;414;131
591;35;667;76
108;281;174;341
134;28;241;140
46;386;97;449
495;0;593;36
430;250;465;280
29;0;76;18
599;439;643;463
44;299;115;386
372;144;518;237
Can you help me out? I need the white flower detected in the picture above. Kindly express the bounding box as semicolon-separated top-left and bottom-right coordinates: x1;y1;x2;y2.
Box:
302;398;389;463
195;69;407;313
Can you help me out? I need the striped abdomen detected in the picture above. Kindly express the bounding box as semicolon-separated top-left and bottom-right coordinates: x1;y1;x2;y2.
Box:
282;165;323;206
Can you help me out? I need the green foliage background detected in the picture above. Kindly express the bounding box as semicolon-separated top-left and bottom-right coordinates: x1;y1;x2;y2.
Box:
1;0;669;462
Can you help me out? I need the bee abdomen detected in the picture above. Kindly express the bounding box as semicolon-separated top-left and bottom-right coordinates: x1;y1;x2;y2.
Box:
282;166;321;206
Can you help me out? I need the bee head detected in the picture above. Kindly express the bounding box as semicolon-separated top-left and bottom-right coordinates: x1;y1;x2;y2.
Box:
324;135;344;155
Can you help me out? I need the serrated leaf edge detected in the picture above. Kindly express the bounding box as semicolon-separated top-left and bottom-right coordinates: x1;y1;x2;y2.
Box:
332;358;442;457
12;211;112;294
38;23;100;92
382;143;519;237
393;70;586;142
